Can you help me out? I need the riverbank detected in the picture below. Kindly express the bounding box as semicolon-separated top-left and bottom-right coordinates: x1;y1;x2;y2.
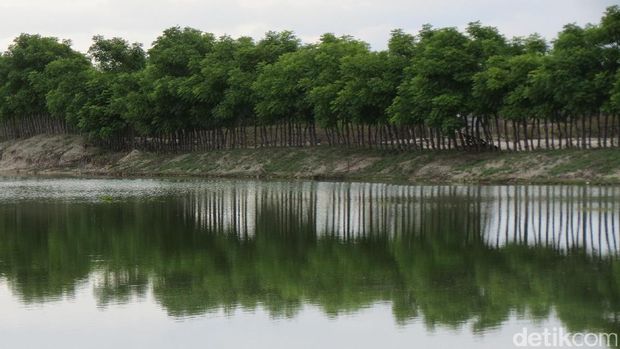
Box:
1;134;619;184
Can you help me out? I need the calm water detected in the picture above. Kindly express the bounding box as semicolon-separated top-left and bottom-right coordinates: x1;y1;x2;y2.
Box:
0;178;618;348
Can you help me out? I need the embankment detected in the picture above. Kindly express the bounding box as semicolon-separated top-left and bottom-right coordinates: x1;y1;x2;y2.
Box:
1;134;619;184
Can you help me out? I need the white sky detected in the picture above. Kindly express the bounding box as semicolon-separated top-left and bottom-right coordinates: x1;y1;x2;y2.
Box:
0;0;617;53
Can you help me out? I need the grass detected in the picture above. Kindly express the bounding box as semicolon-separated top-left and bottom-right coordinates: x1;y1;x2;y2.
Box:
6;133;620;184
547;148;620;175
98;146;620;184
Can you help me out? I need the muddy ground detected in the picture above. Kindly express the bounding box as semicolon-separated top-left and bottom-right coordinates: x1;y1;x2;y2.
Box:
1;134;619;184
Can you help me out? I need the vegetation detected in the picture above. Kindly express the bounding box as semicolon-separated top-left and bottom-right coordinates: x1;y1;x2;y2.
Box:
3;134;620;183
1;7;620;151
0;183;618;334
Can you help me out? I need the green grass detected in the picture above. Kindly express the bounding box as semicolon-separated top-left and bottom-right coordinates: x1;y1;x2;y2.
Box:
92;146;620;184
548;149;620;175
479;166;514;177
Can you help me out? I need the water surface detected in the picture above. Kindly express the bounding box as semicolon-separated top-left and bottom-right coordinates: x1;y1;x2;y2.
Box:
0;178;618;348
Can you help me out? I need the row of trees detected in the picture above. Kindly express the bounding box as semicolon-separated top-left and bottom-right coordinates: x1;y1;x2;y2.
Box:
1;6;620;151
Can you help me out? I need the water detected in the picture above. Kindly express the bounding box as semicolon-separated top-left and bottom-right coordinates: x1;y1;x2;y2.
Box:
0;178;618;348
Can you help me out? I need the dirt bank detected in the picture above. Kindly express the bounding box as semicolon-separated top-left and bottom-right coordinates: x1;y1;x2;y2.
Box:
1;134;619;184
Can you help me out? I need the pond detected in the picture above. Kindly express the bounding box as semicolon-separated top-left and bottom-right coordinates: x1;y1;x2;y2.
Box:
0;178;618;348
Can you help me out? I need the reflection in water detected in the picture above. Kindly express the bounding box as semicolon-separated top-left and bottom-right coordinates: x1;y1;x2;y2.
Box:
186;184;620;254
0;180;619;338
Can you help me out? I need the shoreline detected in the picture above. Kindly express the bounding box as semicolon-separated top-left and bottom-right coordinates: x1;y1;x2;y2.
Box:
0;166;613;186
1;134;620;185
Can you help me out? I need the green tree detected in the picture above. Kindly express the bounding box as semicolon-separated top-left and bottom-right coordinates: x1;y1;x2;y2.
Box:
0;34;79;136
254;34;367;145
543;24;603;148
134;27;216;136
45;36;147;142
43;55;92;128
596;6;620;146
88;35;146;73
332;29;416;148
390;27;478;148
253;47;315;128
472;47;545;150
196;32;299;133
306;34;368;133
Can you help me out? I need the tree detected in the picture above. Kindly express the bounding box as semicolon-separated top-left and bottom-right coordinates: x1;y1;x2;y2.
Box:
334;51;396;126
196;32;300;134
254;34;368;146
132;27;216;136
472;37;545;150
254;47;315;145
44;55;92;128
305;34;368;133
331;29;416;148
390;27;478;148
88;35;146;73
466;21;509;62
498;54;545;149
543;24;603;148
333;51;401;147
44;36;147;143
596;6;620;146
0;34;79;136
255;31;301;64
2;7;620;151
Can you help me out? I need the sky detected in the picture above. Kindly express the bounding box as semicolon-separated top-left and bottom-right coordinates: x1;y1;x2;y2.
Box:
0;0;618;53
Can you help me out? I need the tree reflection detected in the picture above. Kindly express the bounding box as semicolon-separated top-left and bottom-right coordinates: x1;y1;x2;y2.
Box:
0;182;618;335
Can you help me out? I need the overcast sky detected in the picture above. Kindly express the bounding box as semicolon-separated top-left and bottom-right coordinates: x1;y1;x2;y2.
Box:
0;0;617;53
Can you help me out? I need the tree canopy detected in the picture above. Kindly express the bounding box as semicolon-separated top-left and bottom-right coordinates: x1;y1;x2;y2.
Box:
0;6;619;151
